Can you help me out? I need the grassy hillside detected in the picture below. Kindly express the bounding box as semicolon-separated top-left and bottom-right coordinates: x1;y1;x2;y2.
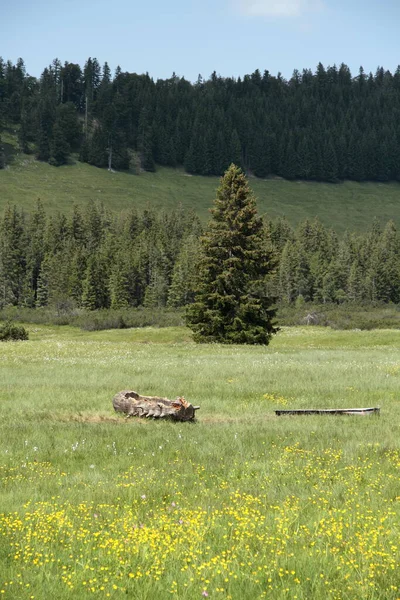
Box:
2;129;400;233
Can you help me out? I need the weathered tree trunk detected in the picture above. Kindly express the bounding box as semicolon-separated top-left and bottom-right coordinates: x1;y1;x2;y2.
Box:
113;390;200;422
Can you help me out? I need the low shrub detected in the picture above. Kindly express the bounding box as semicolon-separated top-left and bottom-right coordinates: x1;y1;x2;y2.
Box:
278;302;400;330
0;307;185;331
0;320;29;341
75;308;184;331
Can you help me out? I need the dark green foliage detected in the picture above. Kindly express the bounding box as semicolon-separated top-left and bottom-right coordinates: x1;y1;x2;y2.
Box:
56;102;81;150
87;127;108;168
81;255;109;310
167;234;200;307
3;55;400;181
277;302;400;330
0;205;26;306
60;62;82;108
23;200;46;307
79;137;90;163
186;164;279;344
18;112;30;153
49;122;70;166
109;254;131;309
137;108;155;172
0;320;28;341
36;126;50;162
0;138;5;169
0;306;184;330
1;196;400;315
36;98;55;162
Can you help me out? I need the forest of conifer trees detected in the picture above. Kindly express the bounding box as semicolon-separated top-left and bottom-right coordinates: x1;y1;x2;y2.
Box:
0;201;399;311
1;57;400;181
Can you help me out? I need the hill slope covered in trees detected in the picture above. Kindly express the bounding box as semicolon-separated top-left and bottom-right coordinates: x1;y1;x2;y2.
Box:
1;57;400;183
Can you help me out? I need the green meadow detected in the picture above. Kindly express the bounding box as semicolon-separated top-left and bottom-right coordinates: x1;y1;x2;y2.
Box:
2;135;400;233
1;325;400;599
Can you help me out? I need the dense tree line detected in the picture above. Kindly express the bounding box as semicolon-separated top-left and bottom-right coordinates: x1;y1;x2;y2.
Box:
1;201;399;311
0;201;201;311
1;57;400;181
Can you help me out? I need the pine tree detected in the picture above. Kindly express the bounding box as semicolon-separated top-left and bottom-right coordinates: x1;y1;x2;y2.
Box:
68;250;87;305
36;126;50;162
18;110;30;153
229;130;242;168
23;199;46;306
36;98;55;162
347;260;365;302
0;205;26;306
36;261;49;307
167;234;200;307
0;135;5;169
279;240;297;303
186;164;278;344
49;122;70;166
88;127;108;168
281;134;298;180
323;138;339;182
137;108;155;172
109;254;131;309
143;267;168;308
56;102;81;150
81;255;109;310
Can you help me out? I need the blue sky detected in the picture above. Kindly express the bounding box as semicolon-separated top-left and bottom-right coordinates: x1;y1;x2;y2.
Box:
2;0;400;81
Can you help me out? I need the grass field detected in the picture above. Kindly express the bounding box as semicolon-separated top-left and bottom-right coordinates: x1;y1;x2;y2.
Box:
2;131;400;233
1;325;400;599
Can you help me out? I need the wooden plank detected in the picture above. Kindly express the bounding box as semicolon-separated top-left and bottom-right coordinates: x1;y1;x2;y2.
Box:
275;407;380;416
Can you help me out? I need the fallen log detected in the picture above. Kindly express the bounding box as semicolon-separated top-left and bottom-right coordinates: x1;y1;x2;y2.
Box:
113;390;200;422
275;407;380;416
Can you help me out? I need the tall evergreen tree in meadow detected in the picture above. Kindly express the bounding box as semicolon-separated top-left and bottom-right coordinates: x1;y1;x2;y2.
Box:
186;164;278;344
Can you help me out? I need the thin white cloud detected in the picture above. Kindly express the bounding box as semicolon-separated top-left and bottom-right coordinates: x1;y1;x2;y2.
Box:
235;0;325;18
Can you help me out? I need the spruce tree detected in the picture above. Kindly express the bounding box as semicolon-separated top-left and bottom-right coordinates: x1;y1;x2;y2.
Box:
167;234;200;307
49;122;70;166
81;255;109;310
18;111;30;153
0;136;5;169
186;164;278;344
0;205;26;306
109;254;131;309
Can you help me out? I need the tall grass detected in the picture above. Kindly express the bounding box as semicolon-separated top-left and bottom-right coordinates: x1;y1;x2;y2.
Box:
1;325;400;599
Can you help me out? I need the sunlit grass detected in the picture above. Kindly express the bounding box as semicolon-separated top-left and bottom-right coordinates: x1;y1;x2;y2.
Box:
1;325;400;599
2;142;400;232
